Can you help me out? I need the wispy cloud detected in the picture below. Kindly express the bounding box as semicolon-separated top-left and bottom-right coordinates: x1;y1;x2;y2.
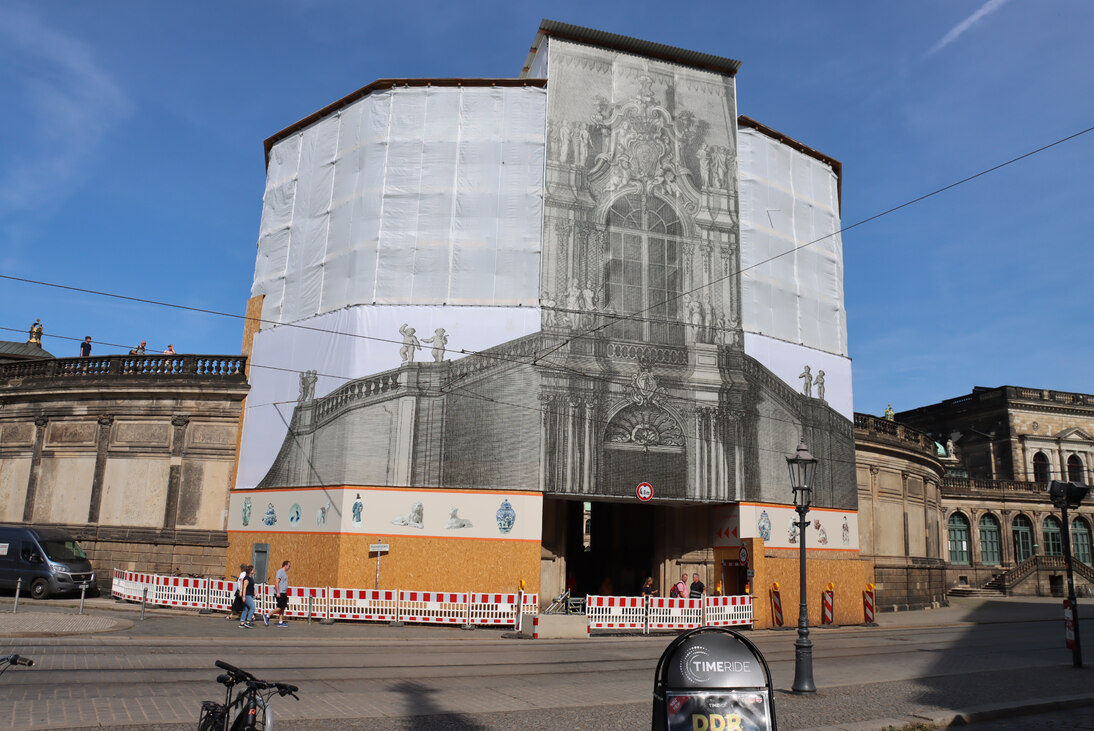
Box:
0;6;131;213
926;0;1010;57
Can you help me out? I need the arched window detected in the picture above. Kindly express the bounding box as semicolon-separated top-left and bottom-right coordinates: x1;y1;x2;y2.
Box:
948;513;970;565
1068;455;1085;483
1043;516;1063;556
979;514;1001;565
1033;452;1051;483
1073;517;1093;566
1013;515;1034;562
605;195;684;345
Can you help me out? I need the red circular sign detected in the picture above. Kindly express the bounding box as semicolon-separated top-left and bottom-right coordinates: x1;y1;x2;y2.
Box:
636;482;653;501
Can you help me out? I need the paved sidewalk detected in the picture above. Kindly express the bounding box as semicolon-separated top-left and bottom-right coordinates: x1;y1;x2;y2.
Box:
0;611;130;637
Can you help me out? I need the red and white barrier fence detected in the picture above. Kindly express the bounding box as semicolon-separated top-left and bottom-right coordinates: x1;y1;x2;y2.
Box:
109;569;755;634
110;569;537;627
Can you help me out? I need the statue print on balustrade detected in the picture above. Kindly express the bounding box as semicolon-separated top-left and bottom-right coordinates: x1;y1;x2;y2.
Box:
798;365;826;402
351;494;364;528
242;497;252;527
399;324;449;364
391;502;424;529
298;370;317;403
262;503;277;527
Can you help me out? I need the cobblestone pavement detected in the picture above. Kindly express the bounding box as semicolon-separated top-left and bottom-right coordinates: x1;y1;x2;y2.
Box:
1;595;1093;730
0;611;130;637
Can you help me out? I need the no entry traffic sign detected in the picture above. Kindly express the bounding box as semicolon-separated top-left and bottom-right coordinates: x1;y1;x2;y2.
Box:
637;482;653;501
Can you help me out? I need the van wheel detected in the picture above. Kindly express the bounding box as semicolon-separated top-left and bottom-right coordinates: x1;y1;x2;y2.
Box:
30;579;51;600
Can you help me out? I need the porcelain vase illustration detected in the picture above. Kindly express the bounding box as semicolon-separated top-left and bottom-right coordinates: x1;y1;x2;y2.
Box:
289;504;302;526
496;499;516;534
757;510;771;542
241;497;252;527
262;503;277;527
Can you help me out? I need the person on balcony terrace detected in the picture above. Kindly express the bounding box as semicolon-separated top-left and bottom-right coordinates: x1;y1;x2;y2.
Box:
80;336;92;357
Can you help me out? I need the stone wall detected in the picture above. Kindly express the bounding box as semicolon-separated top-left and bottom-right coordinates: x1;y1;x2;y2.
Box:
0;354;248;588
854;413;948;610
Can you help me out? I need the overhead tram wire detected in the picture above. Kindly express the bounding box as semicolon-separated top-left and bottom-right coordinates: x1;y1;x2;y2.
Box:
1;123;1091;367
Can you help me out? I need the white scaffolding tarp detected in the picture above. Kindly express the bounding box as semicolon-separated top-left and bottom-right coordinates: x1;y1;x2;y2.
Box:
737;127;848;357
252;86;547;326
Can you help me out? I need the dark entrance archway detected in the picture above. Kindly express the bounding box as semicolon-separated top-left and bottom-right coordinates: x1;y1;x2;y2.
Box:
563;499;658;598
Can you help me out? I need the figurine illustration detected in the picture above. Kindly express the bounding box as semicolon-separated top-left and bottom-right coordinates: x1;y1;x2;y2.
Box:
445;507;473;530
814;519;828;545
842;516;850;546
788;520;799;544
27;318;43;346
288;503;302;526
757;510;772;542
351;494;363;528
391;501;425;529
262;503;277;527
884;403;895;421
241;497;252;527
799;365;813;398
496;499;516;534
421;328;448;362
399;324;421;363
316;498;332;527
815;370;826;401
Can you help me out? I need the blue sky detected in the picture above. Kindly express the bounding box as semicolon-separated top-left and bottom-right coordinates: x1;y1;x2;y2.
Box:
1;1;1091;415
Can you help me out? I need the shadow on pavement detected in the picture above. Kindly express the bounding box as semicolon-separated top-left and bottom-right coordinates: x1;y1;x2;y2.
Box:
391;679;485;730
911;598;1094;721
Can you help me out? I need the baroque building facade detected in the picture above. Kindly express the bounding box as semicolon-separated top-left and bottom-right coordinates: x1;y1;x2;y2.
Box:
0;353;248;587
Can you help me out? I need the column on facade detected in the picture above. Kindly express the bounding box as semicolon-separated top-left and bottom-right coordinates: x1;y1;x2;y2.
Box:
539;399;549;492
582;400;594;493
566;400;578;493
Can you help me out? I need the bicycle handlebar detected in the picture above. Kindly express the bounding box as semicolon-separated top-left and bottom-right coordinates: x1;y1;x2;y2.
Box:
213;661;297;698
2;655;33;667
214;659;255;681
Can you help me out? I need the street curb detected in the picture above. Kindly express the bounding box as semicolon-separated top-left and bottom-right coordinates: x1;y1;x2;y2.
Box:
795;692;1094;730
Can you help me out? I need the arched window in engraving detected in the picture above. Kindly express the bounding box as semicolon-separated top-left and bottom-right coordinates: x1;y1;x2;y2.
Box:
1043;516;1063;556
1013;515;1034;562
1033;452;1051;483
1073;517;1093;566
1068;454;1085;483
979;514;1001;565
605;195;684;345
948;512;970;565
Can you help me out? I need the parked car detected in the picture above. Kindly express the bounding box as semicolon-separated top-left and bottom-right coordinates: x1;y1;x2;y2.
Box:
0;525;96;599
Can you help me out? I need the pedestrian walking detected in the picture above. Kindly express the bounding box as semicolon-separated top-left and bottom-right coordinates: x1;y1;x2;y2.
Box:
80;336;92;357
239;565;257;628
226;563;247;620
265;560;291;627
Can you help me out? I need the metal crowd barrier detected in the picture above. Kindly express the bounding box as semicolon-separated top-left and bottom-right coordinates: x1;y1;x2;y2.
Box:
110;569;537;627
587;594;754;635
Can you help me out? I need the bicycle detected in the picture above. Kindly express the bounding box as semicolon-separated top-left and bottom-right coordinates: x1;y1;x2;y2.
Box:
198;659;299;731
0;653;34;679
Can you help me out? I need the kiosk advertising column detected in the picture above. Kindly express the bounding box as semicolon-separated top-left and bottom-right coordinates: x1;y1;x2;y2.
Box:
653;627;776;731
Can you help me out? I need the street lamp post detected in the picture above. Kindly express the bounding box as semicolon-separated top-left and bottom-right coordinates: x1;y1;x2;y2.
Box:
1049;480;1090;668
787;441;818;694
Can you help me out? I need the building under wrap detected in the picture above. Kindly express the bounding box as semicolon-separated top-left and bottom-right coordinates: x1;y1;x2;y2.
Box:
230;21;871;604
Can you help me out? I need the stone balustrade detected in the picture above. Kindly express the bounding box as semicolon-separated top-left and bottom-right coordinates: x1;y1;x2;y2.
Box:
0;354;247;382
853;412;937;457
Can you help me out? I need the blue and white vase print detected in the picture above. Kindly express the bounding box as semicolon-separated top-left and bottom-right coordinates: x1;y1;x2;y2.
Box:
352;495;363;528
288;503;302;526
496;499;516;534
262;503;277;527
757;510;771;542
241;497;252;527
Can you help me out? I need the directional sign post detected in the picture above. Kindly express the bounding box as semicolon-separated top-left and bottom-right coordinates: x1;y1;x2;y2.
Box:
370;541;390;590
637;482;653;502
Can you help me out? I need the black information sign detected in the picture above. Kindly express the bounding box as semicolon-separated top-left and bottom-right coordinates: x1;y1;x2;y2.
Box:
653;627;776;731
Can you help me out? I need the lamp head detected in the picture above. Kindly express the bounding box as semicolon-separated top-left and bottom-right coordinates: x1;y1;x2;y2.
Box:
1049;480;1090;510
787;441;818;509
